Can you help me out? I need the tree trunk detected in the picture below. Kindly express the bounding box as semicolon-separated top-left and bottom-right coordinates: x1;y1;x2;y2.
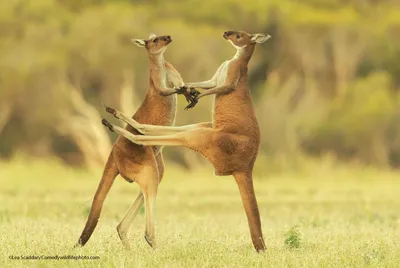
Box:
56;84;112;168
0;101;12;136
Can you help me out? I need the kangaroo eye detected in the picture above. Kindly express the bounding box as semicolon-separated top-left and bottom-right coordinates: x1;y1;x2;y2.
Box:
236;34;240;39
153;38;158;43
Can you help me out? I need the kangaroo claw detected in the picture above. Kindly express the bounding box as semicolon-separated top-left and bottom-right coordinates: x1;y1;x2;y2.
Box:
185;98;198;110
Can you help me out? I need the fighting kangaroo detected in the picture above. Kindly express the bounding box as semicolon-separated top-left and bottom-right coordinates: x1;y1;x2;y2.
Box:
102;30;271;252
75;33;196;249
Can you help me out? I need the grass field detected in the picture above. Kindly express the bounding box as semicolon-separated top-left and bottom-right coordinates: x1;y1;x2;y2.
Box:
1;160;400;267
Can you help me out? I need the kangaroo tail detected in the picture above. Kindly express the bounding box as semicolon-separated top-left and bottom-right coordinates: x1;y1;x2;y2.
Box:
75;153;119;247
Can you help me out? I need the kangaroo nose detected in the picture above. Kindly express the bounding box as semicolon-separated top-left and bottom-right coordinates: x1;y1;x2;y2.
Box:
166;35;171;39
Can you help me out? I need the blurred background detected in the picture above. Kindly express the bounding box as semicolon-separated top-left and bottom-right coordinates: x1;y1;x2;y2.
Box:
1;0;400;176
2;3;400;265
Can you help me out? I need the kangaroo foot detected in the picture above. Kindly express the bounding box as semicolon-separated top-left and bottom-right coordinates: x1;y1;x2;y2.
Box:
101;118;115;132
101;103;119;119
144;234;156;248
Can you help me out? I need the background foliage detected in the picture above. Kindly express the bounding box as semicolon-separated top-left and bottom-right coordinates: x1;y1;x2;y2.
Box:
2;2;400;266
1;0;400;172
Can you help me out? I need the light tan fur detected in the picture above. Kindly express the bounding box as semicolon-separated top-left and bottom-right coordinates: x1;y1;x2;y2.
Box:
103;31;271;252
75;34;190;249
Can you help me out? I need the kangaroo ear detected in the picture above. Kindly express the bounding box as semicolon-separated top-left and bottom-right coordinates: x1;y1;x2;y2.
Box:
131;39;147;48
148;33;157;39
251;34;271;44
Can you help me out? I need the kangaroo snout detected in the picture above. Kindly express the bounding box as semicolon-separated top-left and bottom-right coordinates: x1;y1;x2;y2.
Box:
223;31;234;39
164;35;172;43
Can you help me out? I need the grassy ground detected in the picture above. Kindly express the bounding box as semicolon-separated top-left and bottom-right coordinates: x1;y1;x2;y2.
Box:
1;160;400;267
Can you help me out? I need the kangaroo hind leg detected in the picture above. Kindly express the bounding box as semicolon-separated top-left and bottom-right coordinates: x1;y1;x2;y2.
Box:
116;154;165;249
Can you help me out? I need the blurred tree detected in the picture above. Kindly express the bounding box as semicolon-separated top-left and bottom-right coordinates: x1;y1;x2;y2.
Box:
1;0;400;171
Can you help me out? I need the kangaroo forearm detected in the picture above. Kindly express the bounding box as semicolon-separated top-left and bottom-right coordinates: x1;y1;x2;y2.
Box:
198;85;234;99
158;88;178;96
187;61;227;89
186;80;216;89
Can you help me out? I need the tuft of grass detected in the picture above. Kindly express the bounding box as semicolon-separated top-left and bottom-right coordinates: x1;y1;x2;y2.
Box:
363;248;384;265
284;226;302;249
140;205;145;215
83;206;91;217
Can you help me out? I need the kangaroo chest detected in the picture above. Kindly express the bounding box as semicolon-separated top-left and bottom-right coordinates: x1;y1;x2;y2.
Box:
215;61;231;86
147;66;181;126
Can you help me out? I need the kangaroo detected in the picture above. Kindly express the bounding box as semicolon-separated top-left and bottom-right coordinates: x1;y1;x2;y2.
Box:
75;33;195;249
101;30;271;252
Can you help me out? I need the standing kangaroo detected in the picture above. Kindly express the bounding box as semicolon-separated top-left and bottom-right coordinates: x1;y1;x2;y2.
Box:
102;30;271;252
75;33;195;249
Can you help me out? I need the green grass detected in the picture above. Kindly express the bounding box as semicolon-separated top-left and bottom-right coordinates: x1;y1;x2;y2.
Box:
1;159;400;267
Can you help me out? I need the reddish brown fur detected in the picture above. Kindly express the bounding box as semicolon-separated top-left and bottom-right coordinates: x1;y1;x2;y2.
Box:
75;34;185;248
103;30;270;252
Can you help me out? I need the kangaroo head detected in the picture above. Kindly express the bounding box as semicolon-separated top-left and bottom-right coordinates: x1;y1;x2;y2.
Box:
132;33;172;55
223;31;271;48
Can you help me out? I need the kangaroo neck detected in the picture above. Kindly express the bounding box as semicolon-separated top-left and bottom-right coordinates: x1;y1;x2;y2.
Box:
147;52;167;96
231;43;255;64
148;53;166;70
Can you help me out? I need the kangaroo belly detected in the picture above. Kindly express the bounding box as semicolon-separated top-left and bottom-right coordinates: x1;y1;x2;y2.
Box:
213;92;259;137
134;93;177;127
113;91;177;180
